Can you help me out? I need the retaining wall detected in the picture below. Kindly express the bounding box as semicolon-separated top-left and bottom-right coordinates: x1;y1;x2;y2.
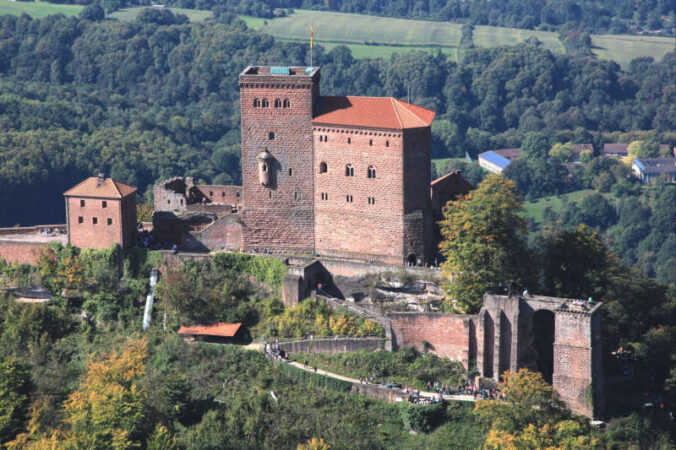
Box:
277;338;385;355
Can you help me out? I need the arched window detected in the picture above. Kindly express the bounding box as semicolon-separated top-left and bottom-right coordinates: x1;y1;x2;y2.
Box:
319;162;327;173
253;98;260;108
319;136;323;142
367;166;376;178
268;132;275;140
345;164;354;177
347;137;351;144
386;140;389;147
283;99;290;108
274;99;282;108
262;163;267;172
262;98;269;108
369;139;373;146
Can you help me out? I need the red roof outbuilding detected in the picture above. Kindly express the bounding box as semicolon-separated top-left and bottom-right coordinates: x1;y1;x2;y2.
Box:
178;322;242;338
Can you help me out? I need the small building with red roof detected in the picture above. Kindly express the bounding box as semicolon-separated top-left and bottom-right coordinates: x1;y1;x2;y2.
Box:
64;174;137;250
177;322;247;343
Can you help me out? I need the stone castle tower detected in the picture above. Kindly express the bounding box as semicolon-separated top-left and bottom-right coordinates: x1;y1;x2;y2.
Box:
239;66;320;254
239;65;436;265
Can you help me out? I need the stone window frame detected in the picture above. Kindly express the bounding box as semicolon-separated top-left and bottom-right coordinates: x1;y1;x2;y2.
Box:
261;98;269;108
283;99;290;108
368;197;375;205
347;137;351;144
268;132;275;140
253;98;261;108
288;168;293;176
274;99;282;108
345;164;354;177
346;194;353;203
367;166;376;179
319;162;328;173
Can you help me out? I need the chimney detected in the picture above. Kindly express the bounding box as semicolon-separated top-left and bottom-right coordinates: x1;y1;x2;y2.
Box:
96;173;105;187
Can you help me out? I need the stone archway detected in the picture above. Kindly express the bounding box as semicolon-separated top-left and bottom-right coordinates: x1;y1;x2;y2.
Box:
532;309;555;383
407;254;417;265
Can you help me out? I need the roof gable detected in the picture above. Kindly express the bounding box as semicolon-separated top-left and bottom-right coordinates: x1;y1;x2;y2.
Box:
64;177;137;199
313;96;435;130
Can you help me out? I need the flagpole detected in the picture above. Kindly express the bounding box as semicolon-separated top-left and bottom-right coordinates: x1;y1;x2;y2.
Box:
310;24;314;67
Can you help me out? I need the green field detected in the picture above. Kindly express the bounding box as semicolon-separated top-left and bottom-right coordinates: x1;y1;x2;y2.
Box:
283;39;456;59
591;34;675;68
109;6;213;22
522;189;594;225
473;25;566;53
0;0;82;18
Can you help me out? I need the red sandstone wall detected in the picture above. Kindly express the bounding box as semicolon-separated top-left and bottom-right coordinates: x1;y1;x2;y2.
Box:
197;214;244;251
314;127;404;264
0;240;48;265
194;185;242;206
240;71;318;253
553;311;594;417
389;313;472;368
403;128;432;263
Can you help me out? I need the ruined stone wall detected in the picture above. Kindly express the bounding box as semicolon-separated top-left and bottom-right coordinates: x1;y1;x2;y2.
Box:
193;185;242;206
314;127;405;264
67;196;130;250
121;194;137;249
389;312;473;368
154;184;186;212
0;240;48;265
240;70;318;254
195;214;244;251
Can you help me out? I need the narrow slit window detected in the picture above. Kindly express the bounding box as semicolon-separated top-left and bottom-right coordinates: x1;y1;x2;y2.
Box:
283;99;290;108
367;166;376;178
386;140;389;147
289;168;293;176
348;137;351;144
269;132;275;140
369;139;373;146
345;164;354;177
80;199;85;207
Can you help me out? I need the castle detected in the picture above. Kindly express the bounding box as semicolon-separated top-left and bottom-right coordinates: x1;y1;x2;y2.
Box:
153;65;471;264
0;64;603;419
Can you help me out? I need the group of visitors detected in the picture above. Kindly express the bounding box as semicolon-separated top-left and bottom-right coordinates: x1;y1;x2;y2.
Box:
563;298;595;312
262;339;289;361
431;381;505;400
136;228;176;250
39;227;66;236
408;395;444;405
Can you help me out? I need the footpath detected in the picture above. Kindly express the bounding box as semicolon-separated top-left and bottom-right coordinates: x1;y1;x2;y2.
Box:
282;359;476;403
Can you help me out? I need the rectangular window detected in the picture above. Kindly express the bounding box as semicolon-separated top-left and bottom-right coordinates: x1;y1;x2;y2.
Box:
78;216;83;224
222;192;225;197
321;193;328;200
102;201;107;208
209;191;214;197
289;168;293;176
80;199;85;207
107;218;113;225
92;217;98;225
368;197;376;205
346;195;353;203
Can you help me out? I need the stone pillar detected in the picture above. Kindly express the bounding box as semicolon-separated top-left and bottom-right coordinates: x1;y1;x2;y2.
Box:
553;303;603;418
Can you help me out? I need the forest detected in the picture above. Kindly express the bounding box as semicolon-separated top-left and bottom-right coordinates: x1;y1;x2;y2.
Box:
0;10;673;227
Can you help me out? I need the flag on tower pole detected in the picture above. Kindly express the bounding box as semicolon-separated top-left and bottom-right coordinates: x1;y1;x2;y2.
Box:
310;24;314;67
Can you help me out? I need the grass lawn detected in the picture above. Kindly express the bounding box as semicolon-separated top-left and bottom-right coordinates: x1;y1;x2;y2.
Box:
109;6;213;22
0;0;82;18
281;38;457;60
522;189;594;225
591;34;676;68
473;25;565;53
258;10;463;48
238;14;267;30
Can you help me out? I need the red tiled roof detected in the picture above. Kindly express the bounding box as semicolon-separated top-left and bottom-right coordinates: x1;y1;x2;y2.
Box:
313;96;435;130
64;177;137;199
431;171;474;192
178;322;242;337
603;143;629;155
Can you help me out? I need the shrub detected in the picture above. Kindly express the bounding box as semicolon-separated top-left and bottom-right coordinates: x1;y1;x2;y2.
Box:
400;402;446;433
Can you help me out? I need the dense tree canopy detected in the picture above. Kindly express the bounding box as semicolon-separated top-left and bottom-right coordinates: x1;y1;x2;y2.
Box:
0;12;673;227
